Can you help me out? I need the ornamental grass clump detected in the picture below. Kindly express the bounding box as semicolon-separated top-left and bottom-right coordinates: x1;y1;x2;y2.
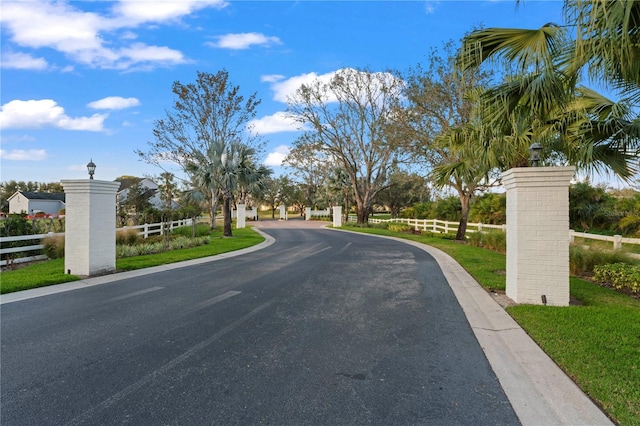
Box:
388;223;413;233
569;245;634;276
172;224;211;238
42;235;65;259
593;263;640;294
467;230;506;254
116;236;210;258
116;228;140;245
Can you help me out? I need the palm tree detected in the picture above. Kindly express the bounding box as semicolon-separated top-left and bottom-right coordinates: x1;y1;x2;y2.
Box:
188;140;271;237
430;123;501;239
457;0;639;180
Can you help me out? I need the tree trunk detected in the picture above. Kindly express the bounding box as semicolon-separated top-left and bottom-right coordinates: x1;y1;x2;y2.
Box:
456;194;471;241
209;190;219;230
223;196;232;237
343;192;350;224
355;204;368;224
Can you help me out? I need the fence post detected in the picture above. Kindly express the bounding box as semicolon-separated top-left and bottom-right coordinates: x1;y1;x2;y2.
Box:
569;229;575;244
478;223;483;233
445;222;449;234
144;223;149;239
613;235;622;250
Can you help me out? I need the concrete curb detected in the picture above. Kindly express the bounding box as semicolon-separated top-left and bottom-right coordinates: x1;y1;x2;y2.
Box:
0;228;275;305
327;227;612;426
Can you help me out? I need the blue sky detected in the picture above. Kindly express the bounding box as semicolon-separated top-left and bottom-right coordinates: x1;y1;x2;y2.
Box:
1;0;567;185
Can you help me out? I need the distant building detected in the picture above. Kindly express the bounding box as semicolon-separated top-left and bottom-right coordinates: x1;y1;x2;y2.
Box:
116;177;181;210
8;191;66;217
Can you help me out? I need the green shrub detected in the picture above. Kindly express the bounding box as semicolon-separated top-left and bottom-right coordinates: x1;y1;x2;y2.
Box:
346;222;389;229
467;230;506;253
172;224;211;238
116;228;140;245
116;236;210;258
388;223;413;233
369;222;389;229
594;263;640;293
42;235;65;259
569;245;634;275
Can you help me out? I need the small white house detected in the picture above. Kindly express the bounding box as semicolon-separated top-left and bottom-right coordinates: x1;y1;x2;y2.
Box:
8;191;66;217
116;177;181;210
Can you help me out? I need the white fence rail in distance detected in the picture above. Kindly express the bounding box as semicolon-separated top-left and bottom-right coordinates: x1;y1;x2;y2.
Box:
351;216;640;250
1;218;195;267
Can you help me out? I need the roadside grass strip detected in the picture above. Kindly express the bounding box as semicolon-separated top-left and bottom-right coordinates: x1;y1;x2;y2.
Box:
342;225;640;425
0;227;264;294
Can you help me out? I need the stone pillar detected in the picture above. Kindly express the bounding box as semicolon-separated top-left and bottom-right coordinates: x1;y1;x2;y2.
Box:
61;179;121;277
279;205;286;220
251;207;258;221
305;207;312;221
503;166;574;306
333;206;342;227
236;203;246;229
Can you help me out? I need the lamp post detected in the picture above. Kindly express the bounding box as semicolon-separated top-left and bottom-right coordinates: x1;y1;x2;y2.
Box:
87;159;96;179
529;143;543;167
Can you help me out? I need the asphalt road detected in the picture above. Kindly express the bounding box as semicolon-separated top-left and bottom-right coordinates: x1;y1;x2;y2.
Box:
1;221;519;425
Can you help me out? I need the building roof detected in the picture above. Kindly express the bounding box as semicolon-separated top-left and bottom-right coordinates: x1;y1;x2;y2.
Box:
10;191;66;202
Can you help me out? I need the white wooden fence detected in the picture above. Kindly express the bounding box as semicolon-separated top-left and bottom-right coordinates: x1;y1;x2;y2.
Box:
309;208;331;218
0;218;195;267
352;216;640;250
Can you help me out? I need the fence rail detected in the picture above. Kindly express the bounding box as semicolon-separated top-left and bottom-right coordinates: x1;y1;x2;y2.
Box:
1;218;195;267
352;216;640;250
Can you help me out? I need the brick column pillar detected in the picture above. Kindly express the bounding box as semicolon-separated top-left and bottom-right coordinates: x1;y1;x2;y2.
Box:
503;167;574;306
236;203;246;229
305;207;312;221
61;180;121;277
332;206;342;227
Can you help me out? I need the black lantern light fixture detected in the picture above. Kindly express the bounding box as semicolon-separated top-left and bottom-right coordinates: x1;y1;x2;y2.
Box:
529;142;543;167
87;159;96;179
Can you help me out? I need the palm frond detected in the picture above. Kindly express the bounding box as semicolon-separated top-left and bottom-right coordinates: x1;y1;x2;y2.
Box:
458;24;568;74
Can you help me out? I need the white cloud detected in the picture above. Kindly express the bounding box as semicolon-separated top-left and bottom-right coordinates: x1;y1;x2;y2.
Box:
1;2;104;52
261;74;285;83
1;52;48;70
88;96;140;110
0;149;47;161
113;0;228;25
271;68;404;105
248;112;305;135
0;0;219;71
208;33;282;50
424;1;439;14
269;71;338;103
118;43;185;64
264;145;290;167
0;99;107;131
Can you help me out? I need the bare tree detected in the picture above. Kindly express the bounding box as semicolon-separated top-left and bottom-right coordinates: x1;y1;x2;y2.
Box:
287;68;404;224
136;70;261;229
283;133;331;210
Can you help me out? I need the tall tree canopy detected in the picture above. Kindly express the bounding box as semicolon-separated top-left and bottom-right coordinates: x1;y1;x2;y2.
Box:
287;68;405;223
394;41;499;239
137;70;263;229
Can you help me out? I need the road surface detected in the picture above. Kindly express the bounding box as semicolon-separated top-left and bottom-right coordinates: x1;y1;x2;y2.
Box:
1;220;519;425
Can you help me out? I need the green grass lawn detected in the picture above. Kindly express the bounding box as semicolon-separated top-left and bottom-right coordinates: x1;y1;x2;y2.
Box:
342;225;640;425
0;227;264;294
